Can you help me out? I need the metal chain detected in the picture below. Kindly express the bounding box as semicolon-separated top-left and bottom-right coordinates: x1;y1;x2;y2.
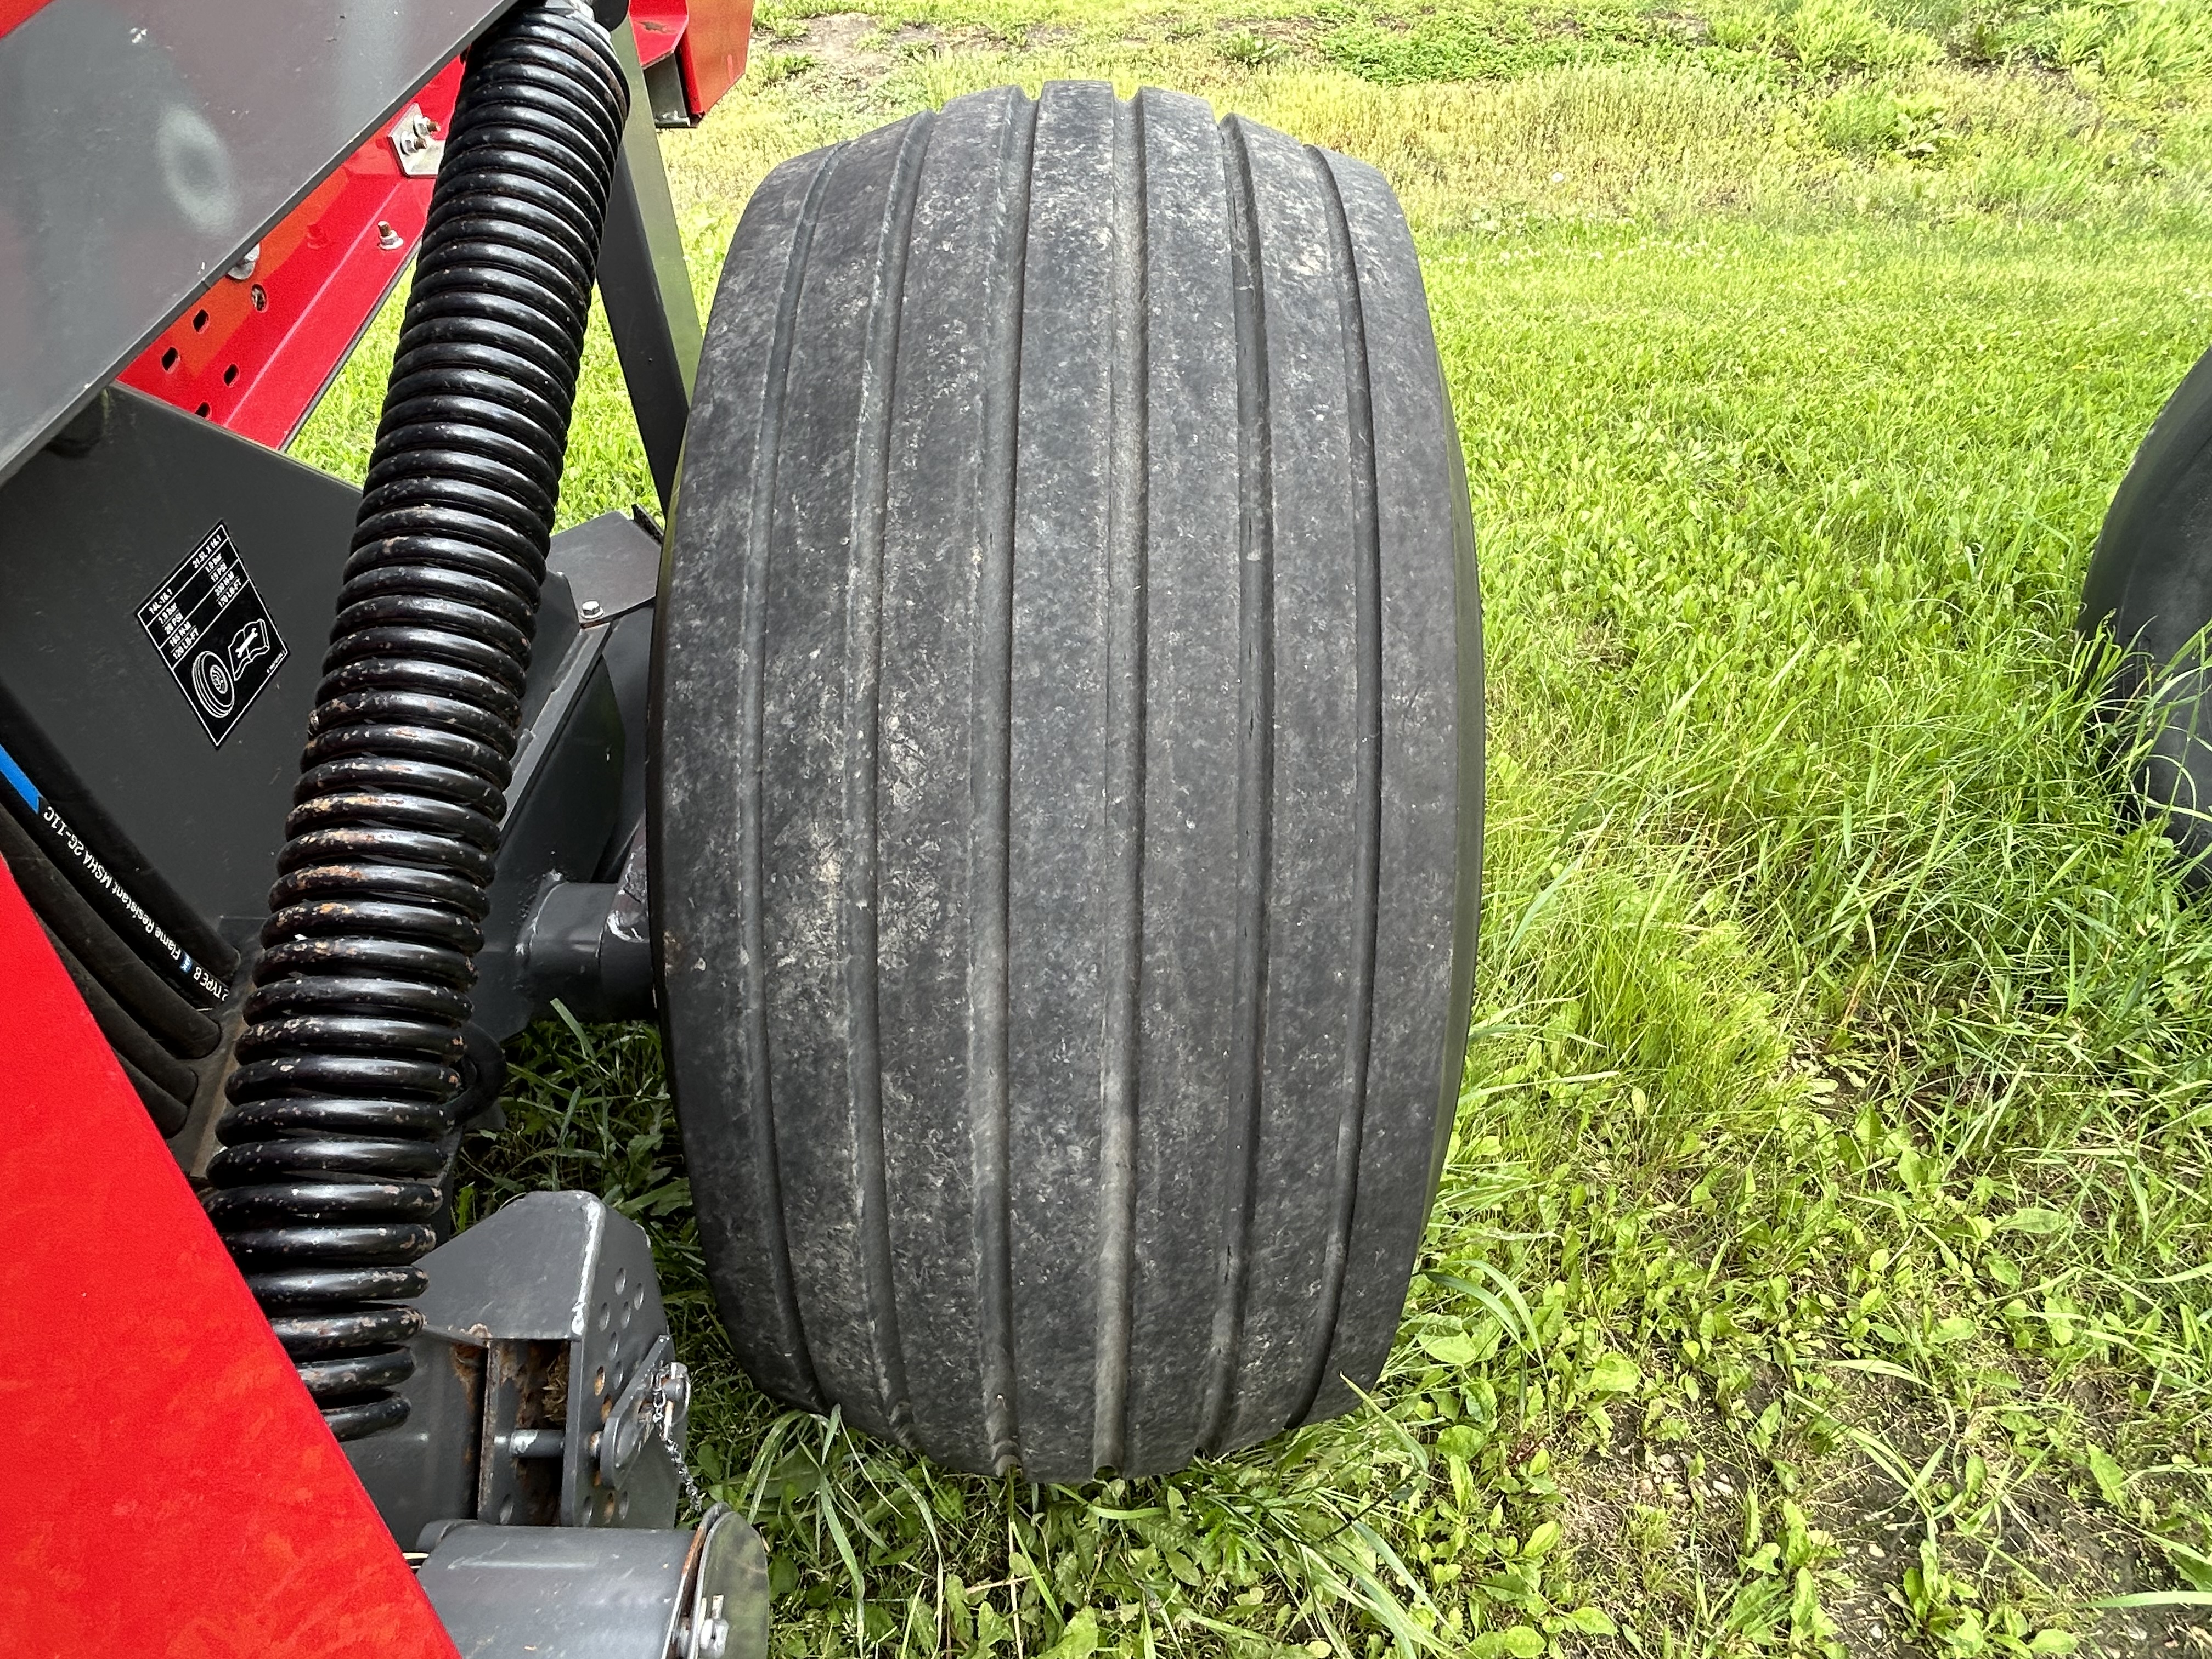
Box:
650;1365;712;1518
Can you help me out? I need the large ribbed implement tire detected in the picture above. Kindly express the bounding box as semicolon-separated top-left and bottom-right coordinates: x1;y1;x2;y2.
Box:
2080;343;2212;876
653;82;1481;1481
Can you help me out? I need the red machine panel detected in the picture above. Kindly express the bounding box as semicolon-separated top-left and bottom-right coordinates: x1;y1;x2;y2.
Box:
635;0;754;118
633;0;690;67
0;862;458;1659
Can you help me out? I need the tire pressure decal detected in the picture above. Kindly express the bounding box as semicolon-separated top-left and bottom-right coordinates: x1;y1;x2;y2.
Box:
0;738;228;1004
136;523;289;746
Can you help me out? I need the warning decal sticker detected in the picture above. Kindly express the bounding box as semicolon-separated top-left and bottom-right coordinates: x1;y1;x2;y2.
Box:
136;523;289;746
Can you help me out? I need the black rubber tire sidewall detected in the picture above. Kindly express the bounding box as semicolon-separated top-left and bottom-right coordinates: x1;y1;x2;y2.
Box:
2081;343;2212;869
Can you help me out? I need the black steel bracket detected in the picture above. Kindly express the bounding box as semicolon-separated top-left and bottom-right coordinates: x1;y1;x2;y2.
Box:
600;20;704;512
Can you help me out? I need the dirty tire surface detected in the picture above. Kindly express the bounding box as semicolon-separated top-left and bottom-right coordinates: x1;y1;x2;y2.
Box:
653;81;1482;1481
2080;342;2212;873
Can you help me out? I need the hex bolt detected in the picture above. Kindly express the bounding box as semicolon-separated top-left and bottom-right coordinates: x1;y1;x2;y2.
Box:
396;110;438;155
696;1595;730;1659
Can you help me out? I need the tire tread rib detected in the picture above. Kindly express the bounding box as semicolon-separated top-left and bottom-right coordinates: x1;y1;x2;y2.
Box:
845;112;937;1443
972;91;1039;1474
1091;87;1150;1478
1294;145;1385;1424
740;150;841;1408
1200;112;1276;1457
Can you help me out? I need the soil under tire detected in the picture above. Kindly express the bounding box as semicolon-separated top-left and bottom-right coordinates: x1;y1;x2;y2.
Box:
652;82;1481;1481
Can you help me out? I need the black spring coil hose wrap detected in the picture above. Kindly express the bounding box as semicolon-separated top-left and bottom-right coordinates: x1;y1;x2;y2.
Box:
205;0;628;1441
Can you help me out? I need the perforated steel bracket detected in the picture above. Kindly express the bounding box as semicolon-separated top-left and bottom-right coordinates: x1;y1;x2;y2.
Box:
346;1190;691;1543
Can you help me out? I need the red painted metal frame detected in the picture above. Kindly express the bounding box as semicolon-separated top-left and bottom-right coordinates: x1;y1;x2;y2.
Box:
0;860;459;1659
0;862;458;1654
635;0;754;119
118;61;466;450
633;0;690;67
116;0;753;448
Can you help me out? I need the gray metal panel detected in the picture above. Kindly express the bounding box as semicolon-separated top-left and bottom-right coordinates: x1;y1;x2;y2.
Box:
551;510;662;625
0;387;357;931
417;1190;627;1342
419;1510;771;1659
0;439;648;972
472;515;664;1039
346;1332;487;1548
690;1509;773;1659
477;641;628;1040
0;0;508;488
412;1189;683;1529
419;1523;694;1659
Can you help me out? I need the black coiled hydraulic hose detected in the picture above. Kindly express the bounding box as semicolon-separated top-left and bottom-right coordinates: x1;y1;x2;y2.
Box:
205;0;629;1440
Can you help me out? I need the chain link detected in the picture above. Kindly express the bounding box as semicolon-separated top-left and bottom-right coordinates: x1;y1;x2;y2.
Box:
650;1364;712;1518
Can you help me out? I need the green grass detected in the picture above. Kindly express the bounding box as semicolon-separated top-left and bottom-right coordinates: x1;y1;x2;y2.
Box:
292;0;2212;1650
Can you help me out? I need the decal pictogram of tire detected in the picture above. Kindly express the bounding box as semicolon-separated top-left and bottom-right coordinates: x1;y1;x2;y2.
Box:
653;82;1482;1480
191;651;236;719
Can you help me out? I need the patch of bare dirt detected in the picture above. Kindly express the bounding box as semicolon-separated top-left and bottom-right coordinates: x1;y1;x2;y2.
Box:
1551;1403;1763;1643
1804;1377;2209;1658
1549;1372;2211;1653
753;12;927;88
1650;12;1713;44
803;12;891;77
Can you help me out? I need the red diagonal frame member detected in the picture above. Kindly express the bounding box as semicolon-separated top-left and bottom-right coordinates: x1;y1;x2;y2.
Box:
0;861;458;1659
